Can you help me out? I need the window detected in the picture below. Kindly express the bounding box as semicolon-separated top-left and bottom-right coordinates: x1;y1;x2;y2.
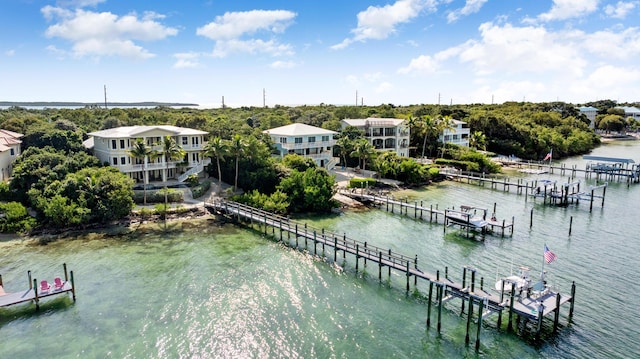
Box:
294;137;303;144
120;140;125;149
192;137;199;146
182;137;188;145
112;140;117;149
308;137;316;143
322;135;329;142
120;157;126;165
112;157;118;165
10;148;15;156
384;128;396;136
280;137;287;144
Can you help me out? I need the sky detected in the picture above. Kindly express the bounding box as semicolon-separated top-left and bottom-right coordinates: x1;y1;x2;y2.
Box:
1;0;639;108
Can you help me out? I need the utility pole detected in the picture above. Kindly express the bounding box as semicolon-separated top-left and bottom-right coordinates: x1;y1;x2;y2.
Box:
355;90;358;106
222;96;225;109
104;85;108;109
263;88;266;108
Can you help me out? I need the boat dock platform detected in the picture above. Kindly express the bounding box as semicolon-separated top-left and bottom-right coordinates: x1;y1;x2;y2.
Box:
0;263;76;311
337;190;514;237
206;200;575;347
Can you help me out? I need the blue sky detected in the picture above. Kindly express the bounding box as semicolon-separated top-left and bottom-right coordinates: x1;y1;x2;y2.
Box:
1;0;639;107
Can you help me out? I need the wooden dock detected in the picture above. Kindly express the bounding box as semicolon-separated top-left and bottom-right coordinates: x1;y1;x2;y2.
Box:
337;190;514;237
206;200;575;347
0;263;76;312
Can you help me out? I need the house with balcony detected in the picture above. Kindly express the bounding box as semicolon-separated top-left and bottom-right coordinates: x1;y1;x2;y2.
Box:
84;125;209;184
440;119;470;147
263;123;338;169
0;129;23;181
578;106;598;129
615;106;640;120
340;118;410;157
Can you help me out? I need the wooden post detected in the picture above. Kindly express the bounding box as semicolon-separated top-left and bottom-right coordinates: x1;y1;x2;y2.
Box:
507;285;516;332
437;284;443;333
364;242;368;268
70;270;76;301
334;237;338;262
279;218;282;241
313;231;317;255
553;293;561;332
414;201;417;218
465;296;473;345
33;278;39;310
28;270;32;289
569;216;573;236
388;249;392;278
497;279;505;329
420;200;423;219
414;255;418;286
64;263;69;281
355;244;359;273
536;302;545;341
426;281;433;328
406;260;410;292
476;298;485;351
0;274;2;287
461;267;467;313
378;251;382;281
569;281;576;321
471;270;476;293
530;208;534;228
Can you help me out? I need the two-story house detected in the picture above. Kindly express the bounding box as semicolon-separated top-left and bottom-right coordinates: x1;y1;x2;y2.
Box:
263;123;338;169
85;125;209;184
0;129;23;181
578;106;598;129
340;118;410;157
440;119;470;147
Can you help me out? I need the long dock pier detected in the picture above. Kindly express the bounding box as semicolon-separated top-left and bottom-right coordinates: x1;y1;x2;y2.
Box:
206;200;575;347
0;263;76;312
337;190;514;237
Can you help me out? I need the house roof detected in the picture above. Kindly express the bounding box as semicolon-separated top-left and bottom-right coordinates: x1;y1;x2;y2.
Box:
263;123;337;136
87;125;208;138
615;106;640;114
578;106;598;111
341;118;406;127
0;129;23;152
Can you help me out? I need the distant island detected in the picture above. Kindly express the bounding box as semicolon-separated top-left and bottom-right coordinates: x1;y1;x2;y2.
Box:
0;101;199;108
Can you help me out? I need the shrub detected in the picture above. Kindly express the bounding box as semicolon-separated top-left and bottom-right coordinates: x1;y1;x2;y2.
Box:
191;179;211;199
0;201;36;233
185;174;199;187
348;177;377;188
133;188;183;203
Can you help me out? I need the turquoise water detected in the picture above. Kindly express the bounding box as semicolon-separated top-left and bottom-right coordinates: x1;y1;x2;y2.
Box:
1;141;639;358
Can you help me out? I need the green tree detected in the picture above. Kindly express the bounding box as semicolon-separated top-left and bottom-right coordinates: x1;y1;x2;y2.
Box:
159;136;186;223
469;131;487;151
282;154;316;172
335;136;353;168
277;168;336;213
229;134;248;191
350;138;376;170
128;139;154;205
203;136;228;194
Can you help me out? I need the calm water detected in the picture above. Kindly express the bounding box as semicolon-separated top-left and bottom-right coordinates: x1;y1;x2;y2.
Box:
1;141;639;358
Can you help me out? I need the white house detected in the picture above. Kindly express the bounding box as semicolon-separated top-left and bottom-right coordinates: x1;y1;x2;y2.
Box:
0;129;23;181
84;125;209;184
578;106;598;129
340;118;410;157
263;123;338;169
615;106;640;120
440;119;470;147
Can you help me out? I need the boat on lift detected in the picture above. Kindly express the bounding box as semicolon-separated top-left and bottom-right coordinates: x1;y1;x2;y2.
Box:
445;205;488;230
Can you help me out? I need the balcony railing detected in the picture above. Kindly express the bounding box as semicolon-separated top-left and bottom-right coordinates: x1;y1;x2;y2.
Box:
280;140;336;150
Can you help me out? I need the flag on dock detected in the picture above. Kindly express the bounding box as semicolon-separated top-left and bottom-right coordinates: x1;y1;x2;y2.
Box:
544;244;557;264
543;150;552;161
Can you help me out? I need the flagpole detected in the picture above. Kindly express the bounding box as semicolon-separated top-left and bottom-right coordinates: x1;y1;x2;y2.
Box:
541;244;546;279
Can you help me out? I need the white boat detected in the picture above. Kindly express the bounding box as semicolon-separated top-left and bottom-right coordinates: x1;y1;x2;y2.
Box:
494;266;550;299
445;206;488;229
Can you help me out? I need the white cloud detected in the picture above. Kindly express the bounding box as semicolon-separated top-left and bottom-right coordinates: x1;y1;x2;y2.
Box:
55;0;106;8
270;60;297;69
4;49;15;57
398;54;439;74
332;0;437;50
197;10;296;58
173;52;201;69
42;7;178;60
537;0;599;22
582;27;640;60
447;0;488;23
604;1;638;19
375;81;394;93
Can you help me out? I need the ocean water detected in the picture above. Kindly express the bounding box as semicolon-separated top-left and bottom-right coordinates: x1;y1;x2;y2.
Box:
1;141;639;358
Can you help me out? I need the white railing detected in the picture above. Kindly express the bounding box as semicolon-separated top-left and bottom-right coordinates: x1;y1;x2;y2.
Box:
325;157;338;170
178;158;211;182
280;140;336;150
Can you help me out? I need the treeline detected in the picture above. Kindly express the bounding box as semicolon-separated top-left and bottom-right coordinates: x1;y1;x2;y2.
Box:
0;100;610;232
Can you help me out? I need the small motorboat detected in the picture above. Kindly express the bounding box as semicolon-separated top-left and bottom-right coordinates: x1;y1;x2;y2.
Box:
445;205;488;229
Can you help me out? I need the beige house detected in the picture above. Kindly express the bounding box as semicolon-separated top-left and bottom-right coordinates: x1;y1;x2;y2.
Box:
263;123;338;169
84;125;209;184
341;118;410;157
0;129;23;181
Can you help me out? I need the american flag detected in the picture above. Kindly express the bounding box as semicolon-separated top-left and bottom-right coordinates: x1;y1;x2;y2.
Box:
544;244;557;264
543;151;552;161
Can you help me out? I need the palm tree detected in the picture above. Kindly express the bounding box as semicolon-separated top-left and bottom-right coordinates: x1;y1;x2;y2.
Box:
128;139;154;206
335;136;353;168
203;136;227;194
350;138;376;171
436;115;455;158
229;134;247;191
159;136;186;215
470;131;487;151
420;115;437;159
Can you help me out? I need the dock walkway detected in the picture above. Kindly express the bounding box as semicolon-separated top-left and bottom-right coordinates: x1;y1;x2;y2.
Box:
206;200;575;345
0;264;76;311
